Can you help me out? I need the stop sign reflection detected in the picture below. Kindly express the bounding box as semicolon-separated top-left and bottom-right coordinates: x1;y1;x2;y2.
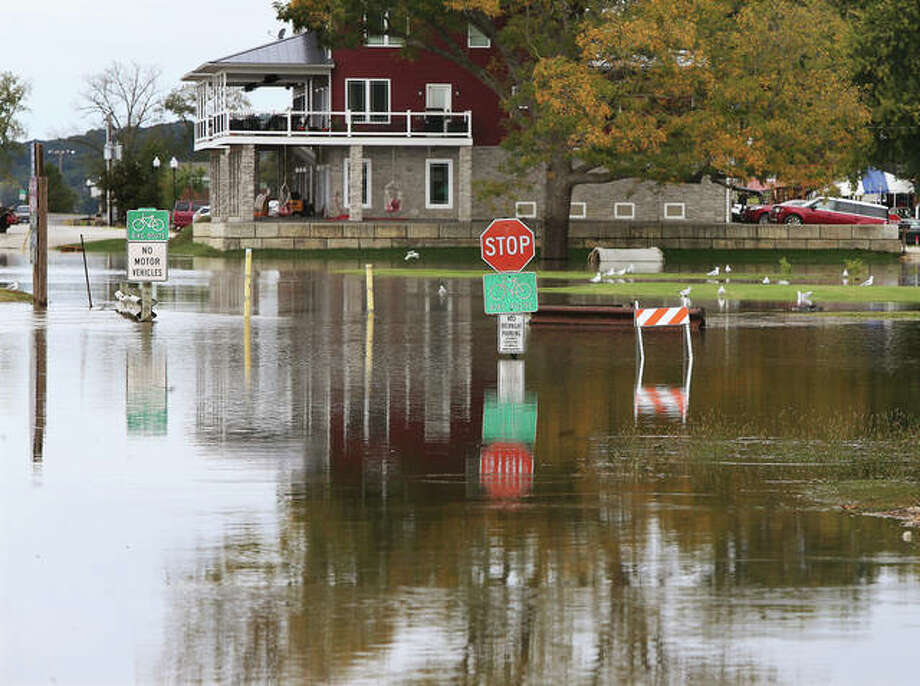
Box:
479;218;536;272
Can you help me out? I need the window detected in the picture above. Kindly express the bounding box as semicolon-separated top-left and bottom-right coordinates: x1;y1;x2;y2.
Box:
569;202;586;219
346;79;390;123
515;201;536;218
425;84;452;112
468;23;490;48
344;158;372;208
614;202;635;219
426;159;453;209
366;12;405;47
663;202;686;219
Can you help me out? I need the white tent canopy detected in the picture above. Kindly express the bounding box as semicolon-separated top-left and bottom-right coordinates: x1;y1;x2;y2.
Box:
835;170;914;199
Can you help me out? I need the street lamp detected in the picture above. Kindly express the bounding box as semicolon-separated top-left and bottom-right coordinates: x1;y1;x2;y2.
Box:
152;155;161;170
169;157;178;209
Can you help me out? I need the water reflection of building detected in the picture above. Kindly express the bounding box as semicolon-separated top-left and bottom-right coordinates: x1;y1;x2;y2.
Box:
192;266;483;479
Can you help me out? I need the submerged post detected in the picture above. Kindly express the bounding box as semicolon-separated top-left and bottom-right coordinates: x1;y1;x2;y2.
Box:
243;248;253;318
365;263;375;312
80;234;93;309
30;143;48;310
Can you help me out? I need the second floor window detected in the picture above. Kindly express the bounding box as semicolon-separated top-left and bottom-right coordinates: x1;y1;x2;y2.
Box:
468;23;490;48
346;79;390;123
366;12;405;47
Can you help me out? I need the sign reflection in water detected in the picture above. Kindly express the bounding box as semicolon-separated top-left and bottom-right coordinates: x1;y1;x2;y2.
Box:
126;338;168;436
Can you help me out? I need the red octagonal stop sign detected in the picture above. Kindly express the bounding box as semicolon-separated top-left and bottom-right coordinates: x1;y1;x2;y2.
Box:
480;218;535;272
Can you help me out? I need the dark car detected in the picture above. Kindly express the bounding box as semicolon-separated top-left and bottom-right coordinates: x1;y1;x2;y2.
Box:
770;197;899;225
900;217;920;246
0;206;16;233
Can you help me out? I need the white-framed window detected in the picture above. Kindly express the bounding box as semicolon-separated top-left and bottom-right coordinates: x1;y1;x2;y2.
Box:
346;79;390;123
425;159;453;209
614;202;635;219
344;158;372;208
515;201;536;218
569;201;586;219
468;23;490;48
425;83;452;112
366;12;405;47
663;202;686;220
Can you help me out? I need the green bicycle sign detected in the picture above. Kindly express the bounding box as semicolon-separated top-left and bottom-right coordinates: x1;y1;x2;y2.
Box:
482;272;538;314
127;208;169;242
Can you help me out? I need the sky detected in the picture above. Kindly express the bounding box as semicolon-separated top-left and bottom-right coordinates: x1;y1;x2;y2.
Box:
5;0;287;140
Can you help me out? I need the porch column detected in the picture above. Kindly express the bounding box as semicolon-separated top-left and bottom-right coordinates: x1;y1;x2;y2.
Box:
212;150;228;222
458;146;472;222
348;144;363;222
240;144;256;221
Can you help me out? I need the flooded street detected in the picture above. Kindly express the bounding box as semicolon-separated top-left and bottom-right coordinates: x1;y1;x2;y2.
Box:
2;252;920;684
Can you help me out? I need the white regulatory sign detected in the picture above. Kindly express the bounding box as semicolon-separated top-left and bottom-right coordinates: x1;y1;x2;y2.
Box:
498;313;527;355
127;242;168;282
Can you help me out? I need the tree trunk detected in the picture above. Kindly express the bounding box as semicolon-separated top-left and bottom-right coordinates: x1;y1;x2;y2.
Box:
542;156;573;263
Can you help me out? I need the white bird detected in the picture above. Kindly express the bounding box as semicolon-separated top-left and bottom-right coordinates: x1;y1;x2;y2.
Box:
404;250;420;261
762;276;770;284
717;285;726;296
861;275;874;287
437;281;448;298
626;263;635;274
796;290;813;306
778;279;790;285
4;280;19;291
724;265;732;274
679;286;691;298
707;266;720;277
842;268;849;279
590;272;602;283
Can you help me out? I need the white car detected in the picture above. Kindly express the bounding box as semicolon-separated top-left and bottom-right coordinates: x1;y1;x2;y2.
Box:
192;205;210;222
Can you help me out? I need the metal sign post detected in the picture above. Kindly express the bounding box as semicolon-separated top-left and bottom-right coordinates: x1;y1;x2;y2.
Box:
125;208;169;322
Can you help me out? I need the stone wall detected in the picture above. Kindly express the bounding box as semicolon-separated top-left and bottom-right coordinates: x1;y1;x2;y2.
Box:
193;219;901;253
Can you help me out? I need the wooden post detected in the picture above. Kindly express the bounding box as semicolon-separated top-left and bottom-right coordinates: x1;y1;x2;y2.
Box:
139;282;153;322
31;143;48;310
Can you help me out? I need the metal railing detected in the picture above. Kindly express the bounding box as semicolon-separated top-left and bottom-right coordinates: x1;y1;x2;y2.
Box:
195;109;473;144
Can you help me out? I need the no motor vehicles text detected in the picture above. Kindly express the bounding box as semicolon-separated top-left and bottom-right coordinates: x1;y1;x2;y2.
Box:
483;235;532;257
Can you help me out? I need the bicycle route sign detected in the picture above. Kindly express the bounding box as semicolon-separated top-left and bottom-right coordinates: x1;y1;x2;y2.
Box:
127;208;169;282
483;272;538;314
127;208;169;242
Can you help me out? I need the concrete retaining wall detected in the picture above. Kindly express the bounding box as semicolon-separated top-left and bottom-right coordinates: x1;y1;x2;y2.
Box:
193;220;901;253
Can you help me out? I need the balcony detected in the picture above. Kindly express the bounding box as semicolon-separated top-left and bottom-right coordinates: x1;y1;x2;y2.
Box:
194;109;473;150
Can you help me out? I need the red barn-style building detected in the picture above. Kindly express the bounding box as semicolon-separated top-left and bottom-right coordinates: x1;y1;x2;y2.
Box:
183;29;726;244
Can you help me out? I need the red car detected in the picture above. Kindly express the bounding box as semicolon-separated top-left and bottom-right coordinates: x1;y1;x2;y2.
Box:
742;199;809;224
171;201;199;230
0;206;16;233
770;197;899;225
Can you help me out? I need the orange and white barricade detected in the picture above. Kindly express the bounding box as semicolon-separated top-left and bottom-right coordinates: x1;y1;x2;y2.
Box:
634;301;693;423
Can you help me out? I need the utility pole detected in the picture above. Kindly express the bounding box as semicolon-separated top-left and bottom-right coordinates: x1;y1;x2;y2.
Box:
104;114;113;227
30;142;48;309
47;148;75;174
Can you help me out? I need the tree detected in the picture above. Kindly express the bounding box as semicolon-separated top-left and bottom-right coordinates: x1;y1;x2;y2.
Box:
278;0;869;260
850;0;920;187
44;164;77;213
0;71;29;175
163;84;251;122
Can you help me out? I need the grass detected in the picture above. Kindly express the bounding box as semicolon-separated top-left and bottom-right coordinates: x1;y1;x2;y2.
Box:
61;230;223;257
0;289;31;303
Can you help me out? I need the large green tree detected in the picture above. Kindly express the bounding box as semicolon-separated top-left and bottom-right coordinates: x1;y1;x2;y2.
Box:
0;71;29;176
850;0;920;188
278;0;868;260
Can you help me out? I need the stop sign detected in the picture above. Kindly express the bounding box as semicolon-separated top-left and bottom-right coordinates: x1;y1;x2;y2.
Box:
480;218;535;272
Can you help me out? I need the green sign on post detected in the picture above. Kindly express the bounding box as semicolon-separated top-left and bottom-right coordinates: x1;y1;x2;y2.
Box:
483;272;538;315
127;208;170;242
482;391;538;444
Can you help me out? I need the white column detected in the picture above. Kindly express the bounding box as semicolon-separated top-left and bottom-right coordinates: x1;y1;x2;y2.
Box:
348;144;363;222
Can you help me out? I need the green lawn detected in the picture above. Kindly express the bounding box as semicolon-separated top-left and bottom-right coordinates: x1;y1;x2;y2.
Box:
62;231;223;257
0;289;32;303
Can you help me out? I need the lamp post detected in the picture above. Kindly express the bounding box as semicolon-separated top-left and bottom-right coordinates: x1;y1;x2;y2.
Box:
169;157;178;210
152;156;161;210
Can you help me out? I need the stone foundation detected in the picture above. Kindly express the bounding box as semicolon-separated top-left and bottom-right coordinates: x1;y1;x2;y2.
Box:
193;220;901;253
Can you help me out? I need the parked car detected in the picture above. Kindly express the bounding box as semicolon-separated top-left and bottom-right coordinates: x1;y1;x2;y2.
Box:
900;217;920;246
171;201;197;229
192;205;210;222
742;199;809;224
770;197;899;225
0;206;16;233
15;204;30;224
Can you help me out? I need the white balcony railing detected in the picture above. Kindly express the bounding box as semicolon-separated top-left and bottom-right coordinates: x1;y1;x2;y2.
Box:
194;109;473;147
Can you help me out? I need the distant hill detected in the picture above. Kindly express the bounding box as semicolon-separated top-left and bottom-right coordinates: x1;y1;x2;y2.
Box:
0;120;206;210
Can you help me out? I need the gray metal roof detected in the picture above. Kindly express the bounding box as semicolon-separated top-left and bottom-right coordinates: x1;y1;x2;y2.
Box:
216;32;331;66
183;32;332;82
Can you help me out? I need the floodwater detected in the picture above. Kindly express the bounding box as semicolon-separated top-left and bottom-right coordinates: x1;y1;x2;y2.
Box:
2;252;920;685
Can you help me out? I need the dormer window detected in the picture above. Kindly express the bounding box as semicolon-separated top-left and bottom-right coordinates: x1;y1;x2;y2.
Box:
366;11;405;47
467;23;490;48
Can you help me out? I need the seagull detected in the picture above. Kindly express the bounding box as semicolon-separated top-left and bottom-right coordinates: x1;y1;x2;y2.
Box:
717;285;726;296
4;280;19;291
590;272;602;283
437;281;448;298
762;276;770;284
842;267;849;279
860;275;874;287
679;286;691;298
778;279;790;285
724;265;732;274
626;263;635;274
404;250;420;261
796;290;813;306
707;266;720;277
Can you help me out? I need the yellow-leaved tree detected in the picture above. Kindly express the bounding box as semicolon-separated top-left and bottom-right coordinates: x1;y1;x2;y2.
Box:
278;0;868;260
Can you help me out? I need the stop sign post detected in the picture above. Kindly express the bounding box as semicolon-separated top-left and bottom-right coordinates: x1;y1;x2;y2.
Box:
480;218;535;272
